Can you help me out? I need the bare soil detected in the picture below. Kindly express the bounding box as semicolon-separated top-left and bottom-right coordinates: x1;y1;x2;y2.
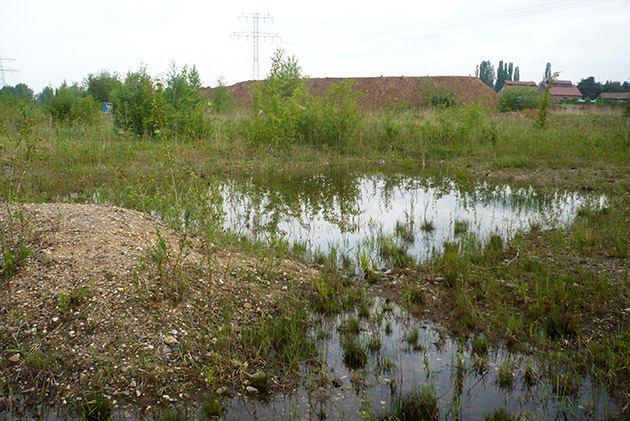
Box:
202;76;498;110
0;203;319;411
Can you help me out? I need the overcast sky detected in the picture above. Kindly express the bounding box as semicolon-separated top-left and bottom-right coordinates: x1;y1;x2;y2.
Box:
1;0;629;92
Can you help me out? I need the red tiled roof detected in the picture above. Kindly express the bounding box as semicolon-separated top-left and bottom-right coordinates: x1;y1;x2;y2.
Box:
504;81;537;87
542;81;582;98
600;92;630;100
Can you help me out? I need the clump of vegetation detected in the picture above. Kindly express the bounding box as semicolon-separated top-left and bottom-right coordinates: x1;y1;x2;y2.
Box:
0;206;33;281
342;336;368;369
498;87;540;112
48;82;99;125
419;79;459;109
250;48;362;148
379;387;439;420
78;392;111;421
483;407;515;421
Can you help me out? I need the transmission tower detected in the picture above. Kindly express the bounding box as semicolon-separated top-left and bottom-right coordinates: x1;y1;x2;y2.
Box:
0;56;18;87
231;13;281;80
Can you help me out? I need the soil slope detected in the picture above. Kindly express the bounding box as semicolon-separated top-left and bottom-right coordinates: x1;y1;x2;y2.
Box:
0;203;318;413
202;76;498;110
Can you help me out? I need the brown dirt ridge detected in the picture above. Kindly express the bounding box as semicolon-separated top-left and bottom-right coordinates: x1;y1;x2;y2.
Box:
202;76;498;110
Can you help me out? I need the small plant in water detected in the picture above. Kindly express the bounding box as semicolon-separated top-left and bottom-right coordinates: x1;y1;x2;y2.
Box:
380;386;439;420
497;359;515;390
405;327;422;351
342;336;368;369
483;406;515;421
470;336;489;357
453;219;469;236
79;392;110;421
202;393;225;418
421;219;435;233
543;311;580;339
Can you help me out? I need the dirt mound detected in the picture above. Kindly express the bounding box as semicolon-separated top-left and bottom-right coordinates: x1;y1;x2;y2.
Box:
0;203;318;413
202;76;498;111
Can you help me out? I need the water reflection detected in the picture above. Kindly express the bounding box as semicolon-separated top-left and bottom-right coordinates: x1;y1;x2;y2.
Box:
221;171;598;269
225;299;619;419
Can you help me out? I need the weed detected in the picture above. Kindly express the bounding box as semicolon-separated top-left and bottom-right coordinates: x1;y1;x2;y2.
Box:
421;219;435;233
405;327;422;351
338;316;361;336
152;405;190;421
0;205;33;281
78;392;110;421
57;286;90;314
543;312;580;339
201;394;225;419
401;282;424;308
453;219;469;236
366;335;382;353
380;386;439;420
394;220;415;244
470;336;489;357
483;406;515;421
342;336;368;369
497;359;515;390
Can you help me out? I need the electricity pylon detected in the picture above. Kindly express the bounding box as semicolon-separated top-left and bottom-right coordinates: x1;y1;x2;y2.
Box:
231;13;281;80
0;56;18;87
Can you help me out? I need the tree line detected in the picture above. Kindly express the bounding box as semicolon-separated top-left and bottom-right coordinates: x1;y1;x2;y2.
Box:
0;63;235;139
475;60;630;99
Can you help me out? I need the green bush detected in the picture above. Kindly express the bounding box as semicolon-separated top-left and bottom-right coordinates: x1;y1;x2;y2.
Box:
419;79;459;109
112;67;166;137
249;49;361;148
163;63;212;140
211;77;234;113
48;82;98;125
498;87;540;112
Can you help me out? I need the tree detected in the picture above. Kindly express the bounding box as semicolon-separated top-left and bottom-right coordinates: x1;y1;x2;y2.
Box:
514;67;520;82
0;83;34;102
476;60;495;90
577;76;602;100
542;62;552;84
495;61;506;92
36;86;54;105
602;80;627;93
112;67;166;137
85;71;121;103
212;76;233;113
48;82;98;125
163;62;209;139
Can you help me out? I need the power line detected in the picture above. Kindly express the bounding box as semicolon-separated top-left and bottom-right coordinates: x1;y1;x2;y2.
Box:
231;12;281;80
0;56;18;88
283;0;629;47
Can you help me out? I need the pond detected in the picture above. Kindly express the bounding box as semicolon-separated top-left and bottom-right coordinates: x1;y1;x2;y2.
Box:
221;170;600;271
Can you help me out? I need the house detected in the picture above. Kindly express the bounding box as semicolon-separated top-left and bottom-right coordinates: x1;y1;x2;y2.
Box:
499;81;537;94
598;92;630;101
542;80;583;100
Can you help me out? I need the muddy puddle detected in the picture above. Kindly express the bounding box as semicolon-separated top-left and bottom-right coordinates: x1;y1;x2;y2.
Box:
219;298;619;420
221;171;601;270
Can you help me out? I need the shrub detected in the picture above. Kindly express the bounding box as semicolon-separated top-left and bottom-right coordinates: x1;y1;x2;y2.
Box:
297;79;362;147
211;76;234;113
163;63;211;140
498;87;540;112
48;82;98;125
419;78;459;109
112;67;166;137
249;49;362;148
